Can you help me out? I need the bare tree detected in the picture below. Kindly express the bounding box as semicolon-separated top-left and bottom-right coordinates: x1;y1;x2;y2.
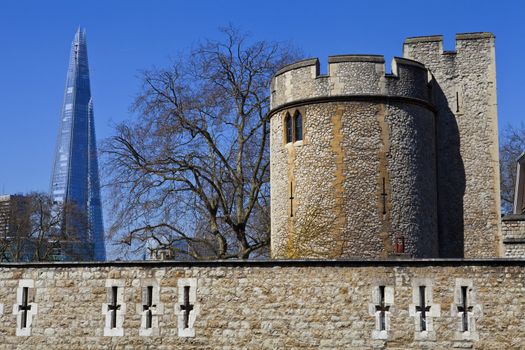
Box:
500;123;525;214
0;192;89;262
103;26;301;259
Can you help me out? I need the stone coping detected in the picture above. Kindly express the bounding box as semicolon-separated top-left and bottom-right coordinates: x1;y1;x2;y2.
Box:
327;54;384;64
392;56;426;69
325;55;425;70
404;35;443;44
456;32;495;40
0;258;524;268
502;214;525;221
274;58;318;77
404;32;494;44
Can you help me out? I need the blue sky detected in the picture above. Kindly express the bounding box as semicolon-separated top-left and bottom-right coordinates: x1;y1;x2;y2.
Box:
0;0;524;195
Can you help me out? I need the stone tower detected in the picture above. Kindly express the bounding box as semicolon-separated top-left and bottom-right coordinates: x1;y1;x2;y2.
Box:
403;33;501;258
269;33;501;259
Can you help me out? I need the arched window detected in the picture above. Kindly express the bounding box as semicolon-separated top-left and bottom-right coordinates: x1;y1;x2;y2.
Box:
285;113;293;143
294;111;303;141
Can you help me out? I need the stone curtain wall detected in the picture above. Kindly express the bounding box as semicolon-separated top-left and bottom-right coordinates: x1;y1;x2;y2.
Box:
0;260;524;349
502;215;525;257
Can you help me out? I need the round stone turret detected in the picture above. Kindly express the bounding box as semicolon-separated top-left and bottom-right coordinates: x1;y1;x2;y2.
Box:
269;55;438;259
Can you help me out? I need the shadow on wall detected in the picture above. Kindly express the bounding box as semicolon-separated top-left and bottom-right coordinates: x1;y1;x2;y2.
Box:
432;80;465;258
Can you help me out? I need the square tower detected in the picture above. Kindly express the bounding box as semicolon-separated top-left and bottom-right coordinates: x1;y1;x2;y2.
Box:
403;33;501;258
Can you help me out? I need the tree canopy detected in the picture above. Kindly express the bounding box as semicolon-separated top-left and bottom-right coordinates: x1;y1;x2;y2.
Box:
0;192;88;262
103;26;301;259
500;122;525;214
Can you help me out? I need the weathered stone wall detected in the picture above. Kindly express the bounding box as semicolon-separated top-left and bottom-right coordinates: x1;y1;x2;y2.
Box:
403;33;502;258
387;104;438;257
270;56;438;259
502;215;525;257
0;260;523;349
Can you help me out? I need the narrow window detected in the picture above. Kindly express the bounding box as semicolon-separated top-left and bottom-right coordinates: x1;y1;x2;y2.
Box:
103;280;125;337
289;182;294;217
381;177;387;215
143;286;154;329
108;286;120;329
177;278;198;337
14;280;36;337
416;286;430;331
375;286;390;331
285;113;293;143
294;111;303;141
457;286;472;332
180;286;194;329
19;287;30;329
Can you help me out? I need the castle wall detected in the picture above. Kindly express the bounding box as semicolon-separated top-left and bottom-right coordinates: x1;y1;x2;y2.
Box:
0;260;523;349
403;33;502;258
502;215;525;257
270;56;437;259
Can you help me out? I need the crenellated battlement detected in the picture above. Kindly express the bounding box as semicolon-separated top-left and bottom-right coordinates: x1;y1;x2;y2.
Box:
270;55;431;112
403;32;495;57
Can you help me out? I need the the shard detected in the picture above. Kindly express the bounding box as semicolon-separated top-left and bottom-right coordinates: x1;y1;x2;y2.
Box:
50;28;106;260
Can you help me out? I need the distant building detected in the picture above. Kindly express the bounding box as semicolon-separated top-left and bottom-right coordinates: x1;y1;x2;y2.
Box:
0;195;11;236
147;239;190;261
0;194;72;261
50;28;106;261
0;194;33;261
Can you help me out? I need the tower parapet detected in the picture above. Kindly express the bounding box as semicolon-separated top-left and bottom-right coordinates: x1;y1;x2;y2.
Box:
271;55;431;111
403;32;495;56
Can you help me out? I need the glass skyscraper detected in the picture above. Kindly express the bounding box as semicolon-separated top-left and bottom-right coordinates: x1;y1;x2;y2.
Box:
50;28;106;261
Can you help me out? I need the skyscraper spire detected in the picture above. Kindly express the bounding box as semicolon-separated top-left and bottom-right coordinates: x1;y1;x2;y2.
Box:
50;28;106;261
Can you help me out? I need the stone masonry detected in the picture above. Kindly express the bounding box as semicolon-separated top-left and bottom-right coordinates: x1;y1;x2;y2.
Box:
0;260;524;349
403;33;501;258
501;215;525;257
270;33;505;259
